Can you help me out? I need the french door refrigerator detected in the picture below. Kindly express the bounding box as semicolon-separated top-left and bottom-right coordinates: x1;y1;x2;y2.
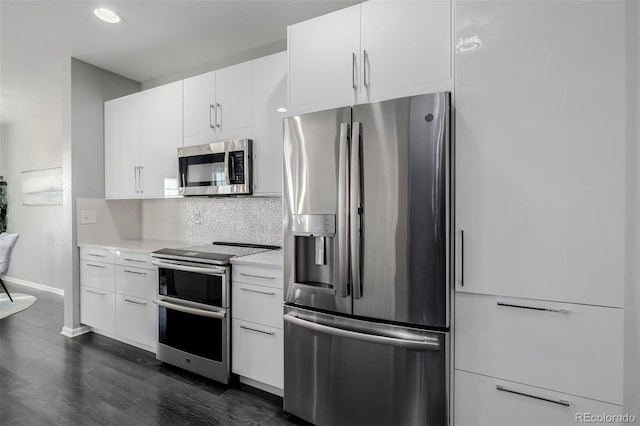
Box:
283;92;451;426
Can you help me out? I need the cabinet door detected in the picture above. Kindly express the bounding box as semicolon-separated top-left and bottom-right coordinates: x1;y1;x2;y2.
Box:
288;4;360;112
139;81;183;198
116;294;157;349
454;370;622;426
360;0;451;103
105;93;140;199
183;71;216;147
232;319;283;389
116;265;158;300
455;0;625;307
215;61;253;141
252;52;287;195
80;286;116;333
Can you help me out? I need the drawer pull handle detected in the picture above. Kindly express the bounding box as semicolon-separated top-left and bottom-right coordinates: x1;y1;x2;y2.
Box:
124;298;147;306
240;272;275;280
497;302;569;314
123;269;147;276
123;258;147;263
240;287;276;296
240;324;275;336
86;263;106;269
496;385;570;407
87;253;106;258
86;289;106;296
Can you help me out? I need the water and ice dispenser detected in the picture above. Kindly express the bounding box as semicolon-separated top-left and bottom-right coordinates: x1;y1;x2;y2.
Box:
292;214;336;294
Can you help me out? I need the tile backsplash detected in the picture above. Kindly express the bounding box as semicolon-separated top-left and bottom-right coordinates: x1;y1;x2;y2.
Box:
141;197;283;246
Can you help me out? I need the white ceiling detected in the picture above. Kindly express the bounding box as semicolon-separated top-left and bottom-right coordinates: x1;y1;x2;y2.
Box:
0;0;359;125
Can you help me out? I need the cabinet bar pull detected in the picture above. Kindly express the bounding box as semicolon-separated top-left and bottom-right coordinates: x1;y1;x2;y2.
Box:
363;49;369;88
139;166;144;194
124;298;147;306
460;229;464;286
215;103;221;128
86;263;106;269
86;253;106;258
240;272;275;280
352;52;357;89
123;258;147;263
209;103;216;129
86;289;106;296
497;302;569;314
496;385;570;407
240;324;275;336
123;269;147;276
240;287;276;296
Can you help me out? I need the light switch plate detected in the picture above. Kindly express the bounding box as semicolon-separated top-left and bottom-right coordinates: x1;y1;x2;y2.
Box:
81;210;96;224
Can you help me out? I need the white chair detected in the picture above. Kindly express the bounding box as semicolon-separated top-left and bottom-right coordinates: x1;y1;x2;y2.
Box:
0;233;19;302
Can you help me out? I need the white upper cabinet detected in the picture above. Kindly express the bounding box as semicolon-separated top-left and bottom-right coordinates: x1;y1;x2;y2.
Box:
183;61;253;147
454;0;626;307
252;51;287;195
288;1;452;113
288;4;360;111
360;0;451;103
105;81;183;199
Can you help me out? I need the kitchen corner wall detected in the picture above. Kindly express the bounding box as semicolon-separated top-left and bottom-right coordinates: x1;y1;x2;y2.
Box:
141;197;282;246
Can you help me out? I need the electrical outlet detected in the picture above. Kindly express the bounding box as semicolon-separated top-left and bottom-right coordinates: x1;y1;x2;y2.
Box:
81;210;96;224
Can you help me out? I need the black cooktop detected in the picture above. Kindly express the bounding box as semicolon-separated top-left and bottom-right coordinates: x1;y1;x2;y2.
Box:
151;242;279;265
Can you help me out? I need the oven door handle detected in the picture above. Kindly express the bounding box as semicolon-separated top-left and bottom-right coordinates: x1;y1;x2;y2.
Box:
153;298;227;319
151;260;226;276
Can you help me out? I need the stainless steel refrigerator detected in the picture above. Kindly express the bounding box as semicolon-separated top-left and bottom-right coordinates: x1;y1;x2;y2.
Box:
283;92;451;426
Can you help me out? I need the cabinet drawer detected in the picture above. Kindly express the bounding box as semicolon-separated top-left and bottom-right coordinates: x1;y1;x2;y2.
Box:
80;246;115;263
115;265;157;300
116;250;155;270
116;294;157;349
454;370;622;426
80;286;115;333
232;264;283;288
80;260;116;292
232;319;283;389
455;293;623;404
232;281;283;328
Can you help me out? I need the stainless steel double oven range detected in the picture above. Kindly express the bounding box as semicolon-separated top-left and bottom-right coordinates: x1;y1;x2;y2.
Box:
150;242;276;384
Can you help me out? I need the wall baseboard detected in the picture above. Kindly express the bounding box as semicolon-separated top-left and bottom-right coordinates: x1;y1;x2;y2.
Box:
3;276;64;296
61;326;91;338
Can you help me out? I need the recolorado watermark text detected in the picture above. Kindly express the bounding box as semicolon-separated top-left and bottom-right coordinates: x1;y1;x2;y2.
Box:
576;413;637;424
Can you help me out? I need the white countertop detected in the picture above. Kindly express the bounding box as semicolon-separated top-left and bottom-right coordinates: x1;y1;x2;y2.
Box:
78;239;188;253
231;249;283;267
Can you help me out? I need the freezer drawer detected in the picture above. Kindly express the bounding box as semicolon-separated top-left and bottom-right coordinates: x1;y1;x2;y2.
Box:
284;306;448;426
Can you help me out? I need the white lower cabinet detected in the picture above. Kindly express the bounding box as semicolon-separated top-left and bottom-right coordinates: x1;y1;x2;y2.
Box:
80;246;158;352
455;293;623;405
232;319;284;390
231;262;283;394
116;294;157;349
80;286;116;333
454;370;622;426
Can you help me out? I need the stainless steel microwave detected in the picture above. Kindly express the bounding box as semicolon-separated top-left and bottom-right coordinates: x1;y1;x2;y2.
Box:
178;139;252;196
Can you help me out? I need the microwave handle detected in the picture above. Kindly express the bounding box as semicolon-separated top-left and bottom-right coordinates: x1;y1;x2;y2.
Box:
224;149;230;185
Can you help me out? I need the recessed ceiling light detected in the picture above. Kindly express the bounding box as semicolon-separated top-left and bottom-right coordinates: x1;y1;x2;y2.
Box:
94;8;122;24
456;35;482;54
276;107;287;113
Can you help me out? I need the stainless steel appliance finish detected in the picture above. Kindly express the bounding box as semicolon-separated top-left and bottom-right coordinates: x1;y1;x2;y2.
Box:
284;306;448;426
150;242;276;384
178;139;252;196
283;92;451;425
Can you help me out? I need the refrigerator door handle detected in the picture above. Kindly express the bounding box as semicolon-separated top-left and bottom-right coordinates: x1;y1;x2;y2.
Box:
284;313;440;351
351;121;363;299
338;122;350;298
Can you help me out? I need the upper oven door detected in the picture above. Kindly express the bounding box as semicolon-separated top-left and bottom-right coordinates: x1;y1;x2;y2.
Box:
153;260;230;308
178;139;252;196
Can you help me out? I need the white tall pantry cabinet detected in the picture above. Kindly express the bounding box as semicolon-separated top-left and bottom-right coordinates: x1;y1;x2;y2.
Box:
453;0;626;423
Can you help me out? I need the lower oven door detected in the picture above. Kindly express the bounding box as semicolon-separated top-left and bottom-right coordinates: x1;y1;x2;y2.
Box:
155;296;229;384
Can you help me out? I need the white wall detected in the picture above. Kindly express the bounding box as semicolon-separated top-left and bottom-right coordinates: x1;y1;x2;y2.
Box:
624;0;640;416
62;58;139;333
0;110;64;289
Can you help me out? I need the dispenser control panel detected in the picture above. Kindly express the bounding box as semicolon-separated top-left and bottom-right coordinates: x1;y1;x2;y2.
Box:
292;214;336;236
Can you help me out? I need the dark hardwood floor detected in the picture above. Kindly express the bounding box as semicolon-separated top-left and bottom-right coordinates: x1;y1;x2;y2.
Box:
0;284;305;426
